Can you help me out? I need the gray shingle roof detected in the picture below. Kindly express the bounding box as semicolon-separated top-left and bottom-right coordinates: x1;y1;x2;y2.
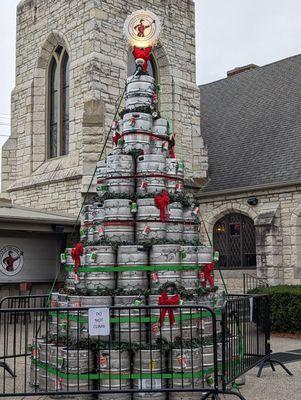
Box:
199;54;301;192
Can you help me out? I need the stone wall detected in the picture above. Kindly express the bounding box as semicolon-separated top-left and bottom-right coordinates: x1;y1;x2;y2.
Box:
10;177;82;215
198;184;301;290
2;0;207;215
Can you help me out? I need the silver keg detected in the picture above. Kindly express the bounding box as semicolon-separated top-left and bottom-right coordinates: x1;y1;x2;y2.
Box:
60;348;93;373
84;246;115;266
104;221;135;243
180;246;199;290
150;137;169;156
98;350;131;400
68;296;113;341
117;246;148;290
166;159;184;195
152;118;169;138
148;294;180;343
126;75;155;109
198;246;213;264
104;199;133;221
166;202;183;241
83;204;94;224
169;347;204;395
114;295;147;343
136;198;161;221
136;175;166;196
183;207;199;242
126;75;155;97
96;159;107;180
133;349;167;400
123;112;153;132
136;198;166;241
137;154;166;175
107;176;135;196
150;245;181;291
126;94;153;109
106;154;134;177
122;131;151;154
136;221;166;242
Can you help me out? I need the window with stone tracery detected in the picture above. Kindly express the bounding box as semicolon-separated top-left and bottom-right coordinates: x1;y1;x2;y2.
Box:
48;46;69;159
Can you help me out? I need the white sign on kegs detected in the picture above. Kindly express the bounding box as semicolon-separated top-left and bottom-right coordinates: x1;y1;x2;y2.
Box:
0;246;24;276
88;308;110;337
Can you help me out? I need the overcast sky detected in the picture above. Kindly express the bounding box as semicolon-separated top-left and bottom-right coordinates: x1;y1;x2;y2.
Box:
1;0;301;149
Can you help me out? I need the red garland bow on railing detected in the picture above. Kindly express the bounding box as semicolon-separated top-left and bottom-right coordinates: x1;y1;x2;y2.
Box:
71;242;83;275
158;292;180;325
154;190;170;222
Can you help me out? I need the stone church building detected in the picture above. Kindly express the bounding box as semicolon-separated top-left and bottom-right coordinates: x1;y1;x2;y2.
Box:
1;0;301;291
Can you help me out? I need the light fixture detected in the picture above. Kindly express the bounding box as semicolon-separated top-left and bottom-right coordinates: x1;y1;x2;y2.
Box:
247;197;258;206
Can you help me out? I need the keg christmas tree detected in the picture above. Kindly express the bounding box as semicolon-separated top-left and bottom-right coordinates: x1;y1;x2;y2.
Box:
31;10;223;400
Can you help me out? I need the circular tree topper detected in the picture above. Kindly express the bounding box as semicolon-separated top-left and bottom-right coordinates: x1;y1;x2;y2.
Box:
124;10;161;48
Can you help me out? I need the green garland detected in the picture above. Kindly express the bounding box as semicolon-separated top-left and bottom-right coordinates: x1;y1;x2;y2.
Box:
114;288;151;297
119;105;159;119
96;192;136;202
132;338;170;352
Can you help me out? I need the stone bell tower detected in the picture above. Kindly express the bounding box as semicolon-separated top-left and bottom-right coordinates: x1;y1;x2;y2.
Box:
1;0;207;215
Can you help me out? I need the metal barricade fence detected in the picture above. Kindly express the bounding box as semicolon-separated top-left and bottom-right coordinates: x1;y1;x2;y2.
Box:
221;295;271;389
0;295;49;310
0;295;49;360
0;298;270;399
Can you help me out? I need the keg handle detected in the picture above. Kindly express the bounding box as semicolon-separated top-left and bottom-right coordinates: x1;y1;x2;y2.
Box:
138;156;144;161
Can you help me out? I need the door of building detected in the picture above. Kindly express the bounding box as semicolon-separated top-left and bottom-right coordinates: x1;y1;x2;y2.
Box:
213;213;256;269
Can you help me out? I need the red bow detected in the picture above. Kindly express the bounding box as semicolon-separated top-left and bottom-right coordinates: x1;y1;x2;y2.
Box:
154;190;170;222
71;242;83;275
113;132;121;146
132;46;152;71
201;261;215;288
158;292;180;325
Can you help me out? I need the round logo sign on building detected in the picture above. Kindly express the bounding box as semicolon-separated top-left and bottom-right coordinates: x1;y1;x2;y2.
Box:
0;246;24;276
124;10;161;48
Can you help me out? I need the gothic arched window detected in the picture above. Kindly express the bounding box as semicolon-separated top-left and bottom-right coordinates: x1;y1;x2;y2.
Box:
127;52;158;82
213;213;256;269
48;46;70;158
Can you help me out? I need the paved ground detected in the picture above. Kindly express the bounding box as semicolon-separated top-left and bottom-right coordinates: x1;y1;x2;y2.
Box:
238;335;301;400
1;335;301;400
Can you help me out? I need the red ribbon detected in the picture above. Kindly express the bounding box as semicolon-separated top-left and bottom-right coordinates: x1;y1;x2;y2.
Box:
132;46;152;71
158;292;180;325
154;190;170;222
71;242;83;275
201;261;215;288
104;221;135;227
113;132;121;146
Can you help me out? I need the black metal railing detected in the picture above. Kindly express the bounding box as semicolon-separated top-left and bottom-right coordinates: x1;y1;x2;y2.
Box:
221;295;270;388
0;294;49;310
0;297;270;399
243;273;269;294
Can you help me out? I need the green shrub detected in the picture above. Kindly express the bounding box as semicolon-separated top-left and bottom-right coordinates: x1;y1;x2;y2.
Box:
249;286;301;333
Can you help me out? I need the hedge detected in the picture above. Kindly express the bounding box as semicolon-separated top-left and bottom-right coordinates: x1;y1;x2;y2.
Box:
249;286;301;334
